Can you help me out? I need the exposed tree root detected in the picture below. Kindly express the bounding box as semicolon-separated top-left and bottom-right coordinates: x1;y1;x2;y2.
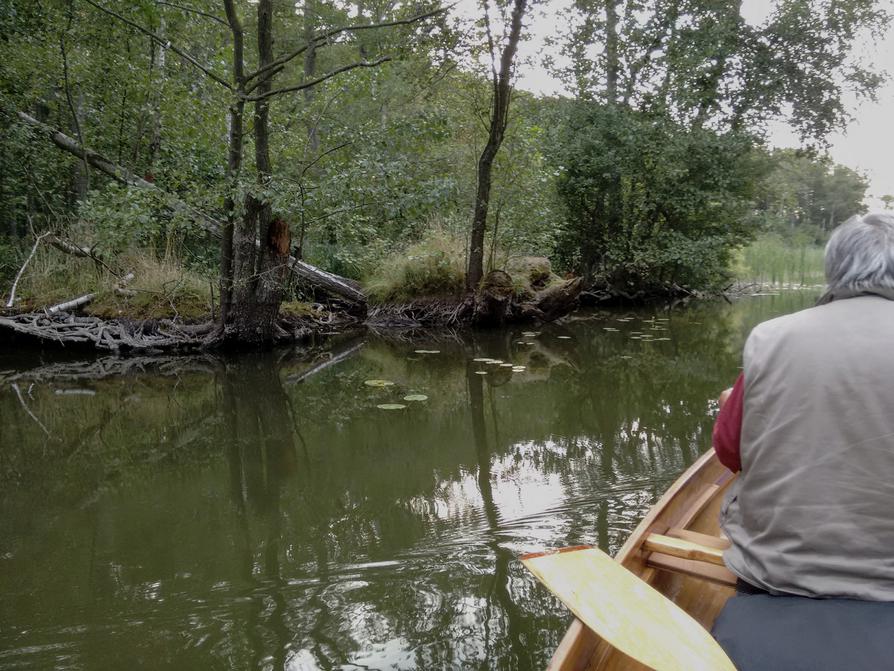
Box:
0;308;364;352
0;313;213;352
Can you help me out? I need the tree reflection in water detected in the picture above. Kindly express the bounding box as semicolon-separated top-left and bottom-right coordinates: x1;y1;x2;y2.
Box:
0;291;820;669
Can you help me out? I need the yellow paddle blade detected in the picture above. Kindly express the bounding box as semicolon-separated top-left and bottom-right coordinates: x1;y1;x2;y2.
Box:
522;546;736;671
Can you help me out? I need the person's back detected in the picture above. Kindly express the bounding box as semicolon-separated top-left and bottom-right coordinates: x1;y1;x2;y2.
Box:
721;293;894;599
711;214;894;670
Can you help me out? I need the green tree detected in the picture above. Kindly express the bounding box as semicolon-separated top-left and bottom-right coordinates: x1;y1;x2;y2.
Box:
754;149;869;242
550;0;887;290
551;103;762;290
467;0;531;291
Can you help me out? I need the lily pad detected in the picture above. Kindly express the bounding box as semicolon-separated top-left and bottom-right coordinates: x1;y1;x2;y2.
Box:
377;403;406;410
365;379;395;387
403;394;428;402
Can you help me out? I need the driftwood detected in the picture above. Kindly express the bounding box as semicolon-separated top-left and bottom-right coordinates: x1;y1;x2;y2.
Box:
15;109;367;310
525;276;583;322
47;293;97;314
46;272;134;314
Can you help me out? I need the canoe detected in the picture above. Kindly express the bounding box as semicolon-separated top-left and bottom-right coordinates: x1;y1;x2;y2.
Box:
546;449;738;671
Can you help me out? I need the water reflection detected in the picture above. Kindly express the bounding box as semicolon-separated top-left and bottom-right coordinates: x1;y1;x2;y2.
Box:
0;291;818;670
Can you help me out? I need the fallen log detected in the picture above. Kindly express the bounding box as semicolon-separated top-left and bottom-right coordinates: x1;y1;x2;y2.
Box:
47;293;96;315
13;108;367;310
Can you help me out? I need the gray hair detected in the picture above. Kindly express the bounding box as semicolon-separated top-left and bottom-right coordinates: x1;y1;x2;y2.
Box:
825;213;894;292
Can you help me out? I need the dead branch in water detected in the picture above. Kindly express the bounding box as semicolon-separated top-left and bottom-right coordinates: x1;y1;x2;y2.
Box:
10;382;51;436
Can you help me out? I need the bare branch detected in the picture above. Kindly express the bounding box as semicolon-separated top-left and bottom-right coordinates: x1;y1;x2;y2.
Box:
245;57;392;102
80;0;232;90
5;232;49;308
244;4;452;83
157;1;228;27
300;141;351;178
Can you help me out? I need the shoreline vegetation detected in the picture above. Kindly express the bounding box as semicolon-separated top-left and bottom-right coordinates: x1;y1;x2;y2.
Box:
0;0;883;353
1;229;825;354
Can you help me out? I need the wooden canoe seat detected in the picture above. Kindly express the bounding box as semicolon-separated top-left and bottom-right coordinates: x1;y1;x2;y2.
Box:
644;531;737;586
665;527;731;551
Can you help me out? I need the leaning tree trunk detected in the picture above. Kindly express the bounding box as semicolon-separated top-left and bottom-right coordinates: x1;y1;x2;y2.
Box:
467;0;528;291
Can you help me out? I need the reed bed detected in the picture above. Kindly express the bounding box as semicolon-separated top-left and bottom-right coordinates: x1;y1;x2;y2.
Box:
734;235;826;288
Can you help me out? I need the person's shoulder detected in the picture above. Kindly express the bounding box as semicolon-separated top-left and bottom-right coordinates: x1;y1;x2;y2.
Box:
748;304;820;342
742;305;826;368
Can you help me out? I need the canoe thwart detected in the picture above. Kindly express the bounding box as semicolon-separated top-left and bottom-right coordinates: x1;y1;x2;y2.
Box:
647;552;738;587
665;527;731;550
643;533;727;566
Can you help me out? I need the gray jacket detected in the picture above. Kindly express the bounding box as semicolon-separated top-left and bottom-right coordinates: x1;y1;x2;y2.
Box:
721;293;894;600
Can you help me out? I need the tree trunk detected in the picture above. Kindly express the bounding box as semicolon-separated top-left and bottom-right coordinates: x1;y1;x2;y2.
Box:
229;0;291;346
605;0;620;103
147;14;165;170
467;0;528;292
692;2;741;129
220;0;245;327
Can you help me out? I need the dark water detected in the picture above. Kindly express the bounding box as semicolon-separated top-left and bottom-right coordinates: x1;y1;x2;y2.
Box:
0;291;816;670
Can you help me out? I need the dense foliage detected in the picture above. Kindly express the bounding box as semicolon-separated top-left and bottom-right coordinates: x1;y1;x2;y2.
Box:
550;103;763;290
0;0;887;308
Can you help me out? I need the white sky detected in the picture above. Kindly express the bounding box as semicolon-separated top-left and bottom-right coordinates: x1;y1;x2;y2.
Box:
456;0;894;209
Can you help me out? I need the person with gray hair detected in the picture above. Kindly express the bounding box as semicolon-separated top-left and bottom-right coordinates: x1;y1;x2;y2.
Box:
709;212;894;670
820;212;894;301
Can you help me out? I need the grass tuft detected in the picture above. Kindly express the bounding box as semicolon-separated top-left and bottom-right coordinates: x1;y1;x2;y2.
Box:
8;246;213;320
364;227;467;303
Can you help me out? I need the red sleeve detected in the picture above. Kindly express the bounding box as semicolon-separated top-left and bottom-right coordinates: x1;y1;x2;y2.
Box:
713;373;744;473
